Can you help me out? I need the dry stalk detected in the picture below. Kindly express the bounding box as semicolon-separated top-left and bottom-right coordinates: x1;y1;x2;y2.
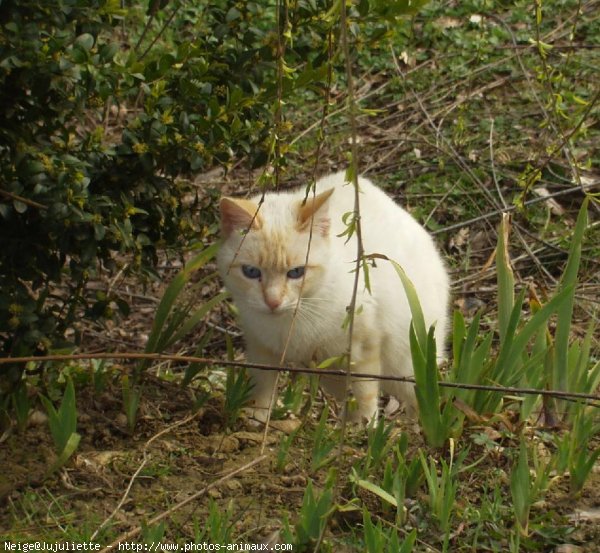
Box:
98;454;268;552
91;411;201;541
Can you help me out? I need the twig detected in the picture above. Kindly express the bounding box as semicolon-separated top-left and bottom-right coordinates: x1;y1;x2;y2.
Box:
134;13;155;53
138;5;182;61
258;0;292;453
91;457;147;541
339;0;366;445
98;454;267;552
91;411;200;541
431;180;599;235
2;352;599;404
0;189;48;210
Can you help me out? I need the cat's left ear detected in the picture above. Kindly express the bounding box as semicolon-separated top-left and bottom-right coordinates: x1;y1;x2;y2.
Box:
297;188;334;236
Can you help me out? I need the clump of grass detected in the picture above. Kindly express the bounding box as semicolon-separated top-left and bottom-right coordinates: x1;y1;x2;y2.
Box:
127;243;227;431
40;378;81;474
223;368;253;428
282;479;334;552
362;509;416;553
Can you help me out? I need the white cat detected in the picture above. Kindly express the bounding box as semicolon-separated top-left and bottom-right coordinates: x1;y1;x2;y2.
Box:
217;171;449;422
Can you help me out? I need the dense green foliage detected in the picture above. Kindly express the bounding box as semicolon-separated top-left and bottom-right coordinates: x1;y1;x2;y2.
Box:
0;1;293;396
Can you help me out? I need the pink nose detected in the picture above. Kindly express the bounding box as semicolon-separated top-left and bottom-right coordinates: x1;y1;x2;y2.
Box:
264;296;281;311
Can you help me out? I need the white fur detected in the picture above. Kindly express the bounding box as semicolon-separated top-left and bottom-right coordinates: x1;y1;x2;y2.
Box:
217;172;450;422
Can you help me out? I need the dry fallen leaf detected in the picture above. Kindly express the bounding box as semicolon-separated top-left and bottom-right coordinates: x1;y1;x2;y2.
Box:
568;508;600;522
533;186;566;216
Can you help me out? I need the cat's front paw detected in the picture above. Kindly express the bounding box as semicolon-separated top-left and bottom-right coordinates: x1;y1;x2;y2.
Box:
344;396;379;426
244;405;270;424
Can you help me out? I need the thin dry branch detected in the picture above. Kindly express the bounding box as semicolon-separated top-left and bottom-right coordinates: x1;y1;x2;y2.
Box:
2;352;599;406
98;454;268;552
91;411;201;541
0;189;48;210
431;180;599;236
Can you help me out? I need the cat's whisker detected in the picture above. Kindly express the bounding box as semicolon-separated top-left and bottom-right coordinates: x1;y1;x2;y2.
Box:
300;296;337;304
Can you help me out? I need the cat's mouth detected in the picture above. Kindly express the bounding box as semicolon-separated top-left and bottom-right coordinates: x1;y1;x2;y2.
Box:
262;303;295;316
266;306;288;316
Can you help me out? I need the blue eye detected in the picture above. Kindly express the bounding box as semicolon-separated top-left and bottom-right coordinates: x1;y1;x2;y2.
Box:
242;265;261;279
287;266;305;279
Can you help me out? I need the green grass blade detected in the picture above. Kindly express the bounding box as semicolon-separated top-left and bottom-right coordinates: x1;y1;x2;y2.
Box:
46;432;81;475
452;309;466;373
554;198;589;392
510;439;531;536
40;395;62;449
412;325;447;447
41;379;78;452
390;260;427;348
136;244;219;379
353;477;398;508
182;328;214;386
493;288;526;383
500;285;574;381
58;378;77;438
145;243;219;355
145;271;187;355
167;291;228;348
453;312;481;383
399;529;417;553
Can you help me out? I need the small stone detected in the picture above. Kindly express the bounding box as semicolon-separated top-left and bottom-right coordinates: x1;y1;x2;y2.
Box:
555;545;584;553
225;479;242;492
208;488;222;499
28;410;47;426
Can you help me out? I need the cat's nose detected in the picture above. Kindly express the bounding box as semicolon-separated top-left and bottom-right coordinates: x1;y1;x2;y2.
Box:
264;295;282;311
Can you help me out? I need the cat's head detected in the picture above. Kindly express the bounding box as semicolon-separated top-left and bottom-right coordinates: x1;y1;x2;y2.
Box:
217;188;334;315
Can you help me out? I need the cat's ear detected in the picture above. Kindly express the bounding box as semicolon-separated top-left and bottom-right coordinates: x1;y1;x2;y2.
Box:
220;197;262;236
297;188;334;236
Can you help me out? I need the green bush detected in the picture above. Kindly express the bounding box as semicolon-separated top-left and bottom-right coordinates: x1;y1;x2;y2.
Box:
0;1;288;398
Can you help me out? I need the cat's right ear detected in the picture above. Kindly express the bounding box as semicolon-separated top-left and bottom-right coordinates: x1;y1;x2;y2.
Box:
220;197;262;237
297;187;334;236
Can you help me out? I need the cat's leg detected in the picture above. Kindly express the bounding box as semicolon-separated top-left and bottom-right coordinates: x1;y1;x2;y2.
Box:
245;341;280;423
320;339;381;424
381;334;418;417
348;338;382;423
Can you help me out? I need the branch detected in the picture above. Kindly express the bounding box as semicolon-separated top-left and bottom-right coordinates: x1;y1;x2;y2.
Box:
3;352;598;407
98;454;268;552
0;189;47;210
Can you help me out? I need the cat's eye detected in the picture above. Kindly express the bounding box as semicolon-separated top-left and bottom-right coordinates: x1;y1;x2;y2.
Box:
287;266;305;279
242;265;261;279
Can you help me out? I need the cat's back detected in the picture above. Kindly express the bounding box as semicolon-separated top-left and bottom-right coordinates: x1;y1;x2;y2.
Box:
310;171;434;255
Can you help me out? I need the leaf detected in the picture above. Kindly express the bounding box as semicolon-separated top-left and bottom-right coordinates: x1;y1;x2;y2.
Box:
353;477;398;507
75;33;94;51
399;529;417;553
510;440;531;536
496;286;574;386
452;309;466;371
13;200;27;214
46;432;81;475
167;291;228;347
554;199;589;392
317;355;345;369
389;259;427;348
139;244;219;376
41;379;78;452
